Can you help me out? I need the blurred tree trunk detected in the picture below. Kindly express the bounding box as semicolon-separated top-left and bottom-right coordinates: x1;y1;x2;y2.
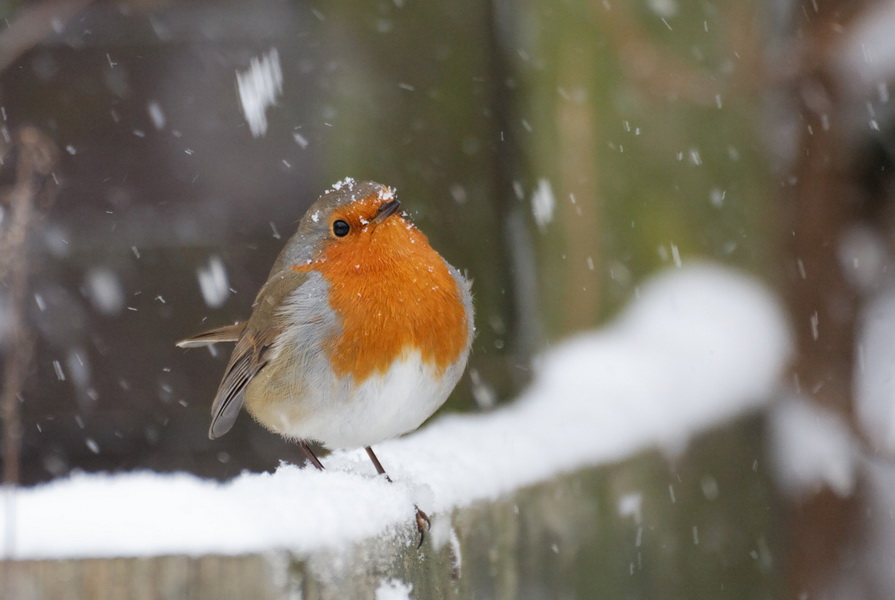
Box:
780;1;877;597
0;127;59;489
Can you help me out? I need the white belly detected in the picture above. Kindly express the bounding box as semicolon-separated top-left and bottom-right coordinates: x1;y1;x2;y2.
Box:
259;349;462;449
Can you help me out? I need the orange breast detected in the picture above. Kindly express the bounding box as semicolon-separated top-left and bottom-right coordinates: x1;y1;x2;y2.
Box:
294;217;468;383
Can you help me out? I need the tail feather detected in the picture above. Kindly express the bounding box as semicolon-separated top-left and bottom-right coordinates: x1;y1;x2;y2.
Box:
176;322;246;348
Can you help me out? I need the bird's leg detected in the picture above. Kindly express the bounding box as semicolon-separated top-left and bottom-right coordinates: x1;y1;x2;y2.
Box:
300;440;326;471
364;445;392;482
365;446;430;547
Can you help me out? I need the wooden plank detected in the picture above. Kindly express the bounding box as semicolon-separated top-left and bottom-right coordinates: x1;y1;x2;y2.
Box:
2;554;282;600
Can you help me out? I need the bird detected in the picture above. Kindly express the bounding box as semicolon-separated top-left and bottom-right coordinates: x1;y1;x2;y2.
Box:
177;178;474;543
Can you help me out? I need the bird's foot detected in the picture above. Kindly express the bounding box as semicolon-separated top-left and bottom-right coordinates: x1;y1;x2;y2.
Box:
414;505;431;548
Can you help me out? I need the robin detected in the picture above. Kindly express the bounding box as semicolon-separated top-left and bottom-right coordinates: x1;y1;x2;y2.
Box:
178;179;474;543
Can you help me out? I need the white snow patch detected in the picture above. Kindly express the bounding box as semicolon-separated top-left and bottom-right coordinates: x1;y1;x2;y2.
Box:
469;367;497;410
293;131;309;149
448;527;462;577
197;256;229;309
770;395;858;499
856;280;895;451
84;267;124;316
836;3;895;91
647;0;678;18
531;178;555;231
375;578;413;600
329;177;356;192
147;101;166;130
236;48;283;138
838;225;887;292
618;493;643;524
1;263;791;560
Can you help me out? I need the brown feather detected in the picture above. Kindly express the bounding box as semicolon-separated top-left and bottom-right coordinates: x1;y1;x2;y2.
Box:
176;323;246;348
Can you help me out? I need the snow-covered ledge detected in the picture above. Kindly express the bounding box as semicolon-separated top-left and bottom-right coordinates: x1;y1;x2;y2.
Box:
2;264;791;598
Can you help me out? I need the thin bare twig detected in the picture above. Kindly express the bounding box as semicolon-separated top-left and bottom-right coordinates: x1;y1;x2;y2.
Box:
0;127;58;564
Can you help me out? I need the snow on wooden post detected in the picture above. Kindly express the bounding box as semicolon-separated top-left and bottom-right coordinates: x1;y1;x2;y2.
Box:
2;413;777;599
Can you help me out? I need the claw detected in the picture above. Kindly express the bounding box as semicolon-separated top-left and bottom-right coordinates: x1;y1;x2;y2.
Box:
363;448;431;548
414;506;431;548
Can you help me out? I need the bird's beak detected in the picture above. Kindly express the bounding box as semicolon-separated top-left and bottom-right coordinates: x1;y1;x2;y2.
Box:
372;199;401;224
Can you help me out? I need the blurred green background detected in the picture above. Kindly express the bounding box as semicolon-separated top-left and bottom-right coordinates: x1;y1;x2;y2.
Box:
0;0;776;484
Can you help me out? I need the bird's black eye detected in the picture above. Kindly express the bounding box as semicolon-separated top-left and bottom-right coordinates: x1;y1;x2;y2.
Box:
332;219;350;237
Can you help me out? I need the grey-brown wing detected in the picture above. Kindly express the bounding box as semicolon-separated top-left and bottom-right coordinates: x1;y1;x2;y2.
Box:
208;334;271;439
207;268;309;439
